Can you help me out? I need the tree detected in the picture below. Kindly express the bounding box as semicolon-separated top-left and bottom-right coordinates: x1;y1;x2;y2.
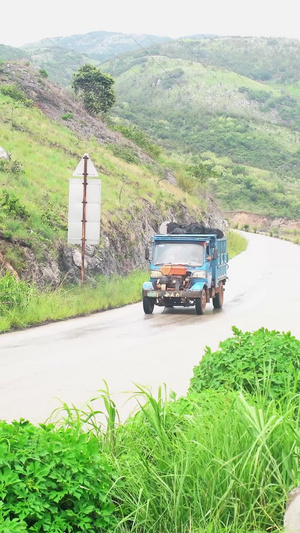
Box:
72;64;116;115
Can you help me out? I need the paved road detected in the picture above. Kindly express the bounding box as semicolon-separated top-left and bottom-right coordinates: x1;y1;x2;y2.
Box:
0;232;299;424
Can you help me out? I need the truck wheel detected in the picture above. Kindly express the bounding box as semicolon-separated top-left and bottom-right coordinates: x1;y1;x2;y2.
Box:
213;283;224;309
195;289;206;315
143;297;155;314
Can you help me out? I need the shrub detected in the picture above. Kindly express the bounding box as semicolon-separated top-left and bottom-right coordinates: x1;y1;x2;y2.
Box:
109;144;139;164
0;420;117;532
0;159;24;174
0;191;29;218
39;68;48;78
108;386;299;532
0;274;31;313
0;84;33;107
61;112;73;120
190;327;300;399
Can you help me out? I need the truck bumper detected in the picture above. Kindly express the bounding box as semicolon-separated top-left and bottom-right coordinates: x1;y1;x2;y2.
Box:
143;289;203;299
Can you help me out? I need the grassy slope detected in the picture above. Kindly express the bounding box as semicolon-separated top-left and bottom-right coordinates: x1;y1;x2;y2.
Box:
102;43;300;219
0;88;203;272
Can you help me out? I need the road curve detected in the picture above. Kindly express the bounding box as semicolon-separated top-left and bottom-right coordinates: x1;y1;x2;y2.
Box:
0;232;299;424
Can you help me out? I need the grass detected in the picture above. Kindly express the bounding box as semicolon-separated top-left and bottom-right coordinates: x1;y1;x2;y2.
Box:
227;229;248;258
0;270;147;332
0;88;204;270
57;384;295;532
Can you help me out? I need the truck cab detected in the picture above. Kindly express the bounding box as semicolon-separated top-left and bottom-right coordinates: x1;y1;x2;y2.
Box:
142;234;228;315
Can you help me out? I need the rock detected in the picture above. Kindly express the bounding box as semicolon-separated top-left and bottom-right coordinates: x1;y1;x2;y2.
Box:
0;146;10;160
284;487;300;532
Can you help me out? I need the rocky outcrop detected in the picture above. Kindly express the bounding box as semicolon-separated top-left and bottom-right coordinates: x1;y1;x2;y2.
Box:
0;146;10;160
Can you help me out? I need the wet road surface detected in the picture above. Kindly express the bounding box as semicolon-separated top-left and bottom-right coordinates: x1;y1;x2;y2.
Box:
0;232;299;423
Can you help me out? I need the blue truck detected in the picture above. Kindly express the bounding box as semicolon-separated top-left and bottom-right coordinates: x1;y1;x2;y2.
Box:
142;232;228;315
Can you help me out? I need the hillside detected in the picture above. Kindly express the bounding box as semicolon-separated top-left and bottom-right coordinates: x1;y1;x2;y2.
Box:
20;32;171;86
2;34;300;224
100;37;300;219
0;60;223;286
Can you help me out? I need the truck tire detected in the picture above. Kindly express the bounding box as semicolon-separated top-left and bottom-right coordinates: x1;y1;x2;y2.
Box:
195;289;206;315
143;297;155;314
213;283;224;309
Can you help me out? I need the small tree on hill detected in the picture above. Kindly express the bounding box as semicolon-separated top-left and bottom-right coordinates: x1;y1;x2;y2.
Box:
72;64;116;115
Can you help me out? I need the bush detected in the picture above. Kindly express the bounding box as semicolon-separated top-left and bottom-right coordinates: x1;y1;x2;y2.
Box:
61;112;73;120
109;144;139;164
108;386;299;532
0;274;31;314
0;420;117;532
0;191;29;218
0;84;33;106
39;68;48;78
190;326;300;399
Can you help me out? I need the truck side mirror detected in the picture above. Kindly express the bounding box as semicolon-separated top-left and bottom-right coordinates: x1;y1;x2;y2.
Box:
212;248;218;260
145;246;150;261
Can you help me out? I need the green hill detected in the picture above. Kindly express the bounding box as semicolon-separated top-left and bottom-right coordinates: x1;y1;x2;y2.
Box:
0;60;214;285
101;37;300;218
21;32;171;86
2;34;300;220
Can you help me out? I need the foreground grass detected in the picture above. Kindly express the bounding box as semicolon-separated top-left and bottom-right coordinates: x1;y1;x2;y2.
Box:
0;231;247;333
58;385;292;533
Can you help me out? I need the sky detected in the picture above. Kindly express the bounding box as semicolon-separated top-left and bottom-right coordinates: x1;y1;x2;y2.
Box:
1;0;300;47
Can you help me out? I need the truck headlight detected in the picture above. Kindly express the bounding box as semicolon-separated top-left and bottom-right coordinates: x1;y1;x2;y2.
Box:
192;271;206;278
151;270;163;278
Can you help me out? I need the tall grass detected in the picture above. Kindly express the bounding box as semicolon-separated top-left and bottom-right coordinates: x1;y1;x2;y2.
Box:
0;270;147;332
227;229;248;258
58;385;295;532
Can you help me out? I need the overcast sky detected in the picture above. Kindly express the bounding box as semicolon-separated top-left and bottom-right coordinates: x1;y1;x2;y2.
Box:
1;0;300;47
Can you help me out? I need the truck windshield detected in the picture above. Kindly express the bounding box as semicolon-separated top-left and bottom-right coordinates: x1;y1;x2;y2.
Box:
154;242;204;266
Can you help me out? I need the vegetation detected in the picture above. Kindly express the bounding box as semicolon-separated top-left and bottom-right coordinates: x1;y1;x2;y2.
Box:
101;42;300;219
72;64;116;114
190;326;300;399
2;322;299;531
0;420;116;532
0;232;245;332
111;123;162;159
0;270;147;332
227;229;247;257
0;83;202;273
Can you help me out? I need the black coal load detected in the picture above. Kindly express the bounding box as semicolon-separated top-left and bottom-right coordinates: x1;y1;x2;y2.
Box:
167;222;224;239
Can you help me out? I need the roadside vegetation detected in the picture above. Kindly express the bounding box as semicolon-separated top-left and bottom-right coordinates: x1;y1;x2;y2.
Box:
0;230;246;333
1;327;299;531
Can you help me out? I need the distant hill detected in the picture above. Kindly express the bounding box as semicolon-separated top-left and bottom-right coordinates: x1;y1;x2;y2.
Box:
0;44;29;61
147;36;300;84
2;33;300;220
21;31;171;86
101;36;300;218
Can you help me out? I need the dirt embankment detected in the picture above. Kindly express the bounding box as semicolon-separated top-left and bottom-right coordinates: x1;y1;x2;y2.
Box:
226;211;300;244
226;211;300;230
